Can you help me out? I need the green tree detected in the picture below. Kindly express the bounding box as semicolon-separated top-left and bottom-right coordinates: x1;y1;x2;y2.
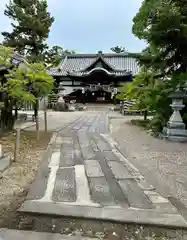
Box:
0;45;53;130
2;0;54;62
133;0;187;76
111;46;127;53
44;45;75;67
132;0;187;131
117;71;155;120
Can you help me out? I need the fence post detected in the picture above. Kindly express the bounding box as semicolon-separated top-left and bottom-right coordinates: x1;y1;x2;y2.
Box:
44;98;47;132
14;127;21;162
35;98;39;140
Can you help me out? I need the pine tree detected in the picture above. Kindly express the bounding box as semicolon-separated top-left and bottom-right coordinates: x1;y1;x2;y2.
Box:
2;0;54;62
111;46;127;53
44;45;75;67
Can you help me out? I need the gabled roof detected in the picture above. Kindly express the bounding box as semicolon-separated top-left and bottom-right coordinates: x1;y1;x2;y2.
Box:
82;51;115;72
48;51;140;77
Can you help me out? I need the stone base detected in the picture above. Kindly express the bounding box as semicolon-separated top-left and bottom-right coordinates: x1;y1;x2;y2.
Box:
166;135;187;142
163;127;187;142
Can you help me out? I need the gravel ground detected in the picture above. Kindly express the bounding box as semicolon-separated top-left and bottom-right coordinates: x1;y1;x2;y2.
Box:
110;117;187;210
0;130;52;227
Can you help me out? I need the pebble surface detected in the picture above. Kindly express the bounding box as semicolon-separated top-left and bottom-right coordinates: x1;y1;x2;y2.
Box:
111;118;187;210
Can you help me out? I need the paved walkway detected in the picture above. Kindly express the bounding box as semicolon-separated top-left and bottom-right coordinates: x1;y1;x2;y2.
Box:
20;112;187;228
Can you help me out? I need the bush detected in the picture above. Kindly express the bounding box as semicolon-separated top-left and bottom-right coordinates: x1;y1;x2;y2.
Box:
149;114;168;133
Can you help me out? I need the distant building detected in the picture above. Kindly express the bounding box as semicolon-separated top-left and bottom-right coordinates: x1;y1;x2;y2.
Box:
48;51;140;103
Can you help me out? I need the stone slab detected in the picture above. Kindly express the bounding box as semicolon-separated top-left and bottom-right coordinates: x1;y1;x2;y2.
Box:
137;178;155;191
85;160;104;177
95;152;128;207
90;140;99;152
26;145;52;200
0;155;11;172
118;179;153;209
0;229;98;240
169;197;187;220
103;151;119;161
52;168;76;202
27;167;50;200
60;149;74;167
148;195;169;204
94;139;111;152
19;201;187;228
89;177;116;205
73;138;83;165
80;146;95;160
107;161;132;179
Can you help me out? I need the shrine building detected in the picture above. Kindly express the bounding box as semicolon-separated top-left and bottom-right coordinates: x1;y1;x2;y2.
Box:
48;51;140;103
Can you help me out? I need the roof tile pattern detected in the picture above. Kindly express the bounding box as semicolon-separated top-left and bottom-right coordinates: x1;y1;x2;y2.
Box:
48;53;140;77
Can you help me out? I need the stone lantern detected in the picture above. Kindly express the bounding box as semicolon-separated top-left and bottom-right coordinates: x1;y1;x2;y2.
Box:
163;89;187;142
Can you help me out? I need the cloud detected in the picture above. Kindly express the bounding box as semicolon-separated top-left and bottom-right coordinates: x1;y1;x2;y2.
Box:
0;0;146;52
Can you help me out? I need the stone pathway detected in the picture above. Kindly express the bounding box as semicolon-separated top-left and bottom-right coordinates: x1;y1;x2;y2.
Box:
20;112;187;228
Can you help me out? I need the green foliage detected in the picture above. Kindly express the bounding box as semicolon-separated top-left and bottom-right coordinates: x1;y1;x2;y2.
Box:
2;0;54;62
0;46;13;68
44;45;75;67
117;71;155;112
131;0;187;132
111;46;127;53
133;0;187;75
0;45;53;129
117;70;183;131
5;62;53;103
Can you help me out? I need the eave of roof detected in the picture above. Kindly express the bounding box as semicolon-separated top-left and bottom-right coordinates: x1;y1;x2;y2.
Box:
68;67;132;77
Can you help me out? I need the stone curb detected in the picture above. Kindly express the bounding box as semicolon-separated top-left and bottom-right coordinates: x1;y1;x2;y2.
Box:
19;201;187;229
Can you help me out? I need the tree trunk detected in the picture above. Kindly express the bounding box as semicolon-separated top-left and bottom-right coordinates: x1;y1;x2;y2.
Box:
15;107;18;120
144;110;148;121
0;99;15;131
33;98;39;121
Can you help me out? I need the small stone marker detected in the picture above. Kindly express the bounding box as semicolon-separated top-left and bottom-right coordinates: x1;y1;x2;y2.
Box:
0;144;11;172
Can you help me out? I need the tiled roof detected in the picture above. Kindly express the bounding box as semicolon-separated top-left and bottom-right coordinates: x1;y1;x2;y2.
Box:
48;52;140;77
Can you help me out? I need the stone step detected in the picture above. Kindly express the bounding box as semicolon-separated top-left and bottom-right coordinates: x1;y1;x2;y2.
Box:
0;229;98;240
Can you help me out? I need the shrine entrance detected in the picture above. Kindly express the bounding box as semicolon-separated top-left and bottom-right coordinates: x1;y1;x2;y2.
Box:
85;89;111;103
79;69;118;103
58;67;132;104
